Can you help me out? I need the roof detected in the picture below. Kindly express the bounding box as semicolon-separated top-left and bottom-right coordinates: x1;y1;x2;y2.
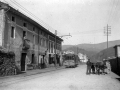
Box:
114;45;120;48
1;1;63;41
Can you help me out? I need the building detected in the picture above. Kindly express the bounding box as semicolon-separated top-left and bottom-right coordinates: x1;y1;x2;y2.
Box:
63;50;75;54
78;53;88;62
0;1;63;73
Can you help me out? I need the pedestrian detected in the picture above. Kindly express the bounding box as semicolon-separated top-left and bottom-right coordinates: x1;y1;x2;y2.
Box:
106;60;111;74
91;63;95;74
86;59;91;75
102;60;107;74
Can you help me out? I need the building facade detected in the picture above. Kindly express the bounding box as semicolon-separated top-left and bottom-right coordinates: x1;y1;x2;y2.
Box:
0;2;63;72
78;53;88;62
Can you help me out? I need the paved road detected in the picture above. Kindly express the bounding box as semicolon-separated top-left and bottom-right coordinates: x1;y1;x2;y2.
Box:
0;65;120;90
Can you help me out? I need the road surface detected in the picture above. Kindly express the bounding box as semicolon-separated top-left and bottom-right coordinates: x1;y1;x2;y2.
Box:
0;65;120;90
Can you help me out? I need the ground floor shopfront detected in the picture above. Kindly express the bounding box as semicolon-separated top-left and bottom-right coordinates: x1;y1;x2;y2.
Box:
7;38;62;74
15;47;63;73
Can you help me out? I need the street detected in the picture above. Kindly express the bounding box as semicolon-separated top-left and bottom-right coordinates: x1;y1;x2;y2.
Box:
0;65;120;90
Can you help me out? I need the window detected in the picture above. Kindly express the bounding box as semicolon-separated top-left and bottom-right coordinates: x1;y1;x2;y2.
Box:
42;39;44;46
23;22;27;27
11;16;15;22
33;35;35;44
23;31;27;38
44;39;46;47
33;27;35;31
11;26;15;38
44;33;46;37
41;39;43;46
51;42;53;53
41;31;42;35
49;41;50;52
31;54;34;64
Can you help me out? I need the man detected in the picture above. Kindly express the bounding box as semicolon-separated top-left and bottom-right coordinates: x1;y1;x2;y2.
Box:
86;59;92;75
106;60;111;74
91;63;95;74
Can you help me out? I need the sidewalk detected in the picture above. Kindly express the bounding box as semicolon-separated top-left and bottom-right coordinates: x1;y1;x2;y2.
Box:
0;65;65;85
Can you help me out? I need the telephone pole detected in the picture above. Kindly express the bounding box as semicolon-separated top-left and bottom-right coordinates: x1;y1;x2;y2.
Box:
104;24;111;49
54;30;57;67
54;31;72;67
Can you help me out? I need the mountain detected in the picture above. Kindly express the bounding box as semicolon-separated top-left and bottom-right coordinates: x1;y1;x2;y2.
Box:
62;40;120;53
62;46;97;58
62;45;73;50
90;46;116;63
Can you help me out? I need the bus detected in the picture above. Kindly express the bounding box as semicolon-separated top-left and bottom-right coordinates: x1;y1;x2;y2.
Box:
63;53;79;68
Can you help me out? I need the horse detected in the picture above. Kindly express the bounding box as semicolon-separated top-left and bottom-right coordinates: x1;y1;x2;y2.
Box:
95;61;106;75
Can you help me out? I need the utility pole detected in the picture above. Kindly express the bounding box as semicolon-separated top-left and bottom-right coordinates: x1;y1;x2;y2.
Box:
107;24;108;49
104;24;111;49
54;31;72;67
77;46;78;55
54;30;57;67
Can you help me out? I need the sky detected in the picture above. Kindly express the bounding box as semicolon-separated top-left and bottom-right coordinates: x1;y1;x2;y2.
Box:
2;0;120;45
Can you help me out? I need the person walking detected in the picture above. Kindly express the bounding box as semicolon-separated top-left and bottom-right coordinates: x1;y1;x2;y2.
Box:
86;59;92;75
91;63;95;74
106;60;111;74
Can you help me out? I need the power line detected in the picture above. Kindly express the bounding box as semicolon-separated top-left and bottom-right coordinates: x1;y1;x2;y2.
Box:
70;29;103;35
11;0;53;30
4;0;56;33
107;0;119;25
107;0;116;24
109;0;119;25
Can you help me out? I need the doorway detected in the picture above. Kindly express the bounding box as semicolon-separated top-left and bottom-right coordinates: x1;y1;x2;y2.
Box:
31;54;34;64
21;53;27;71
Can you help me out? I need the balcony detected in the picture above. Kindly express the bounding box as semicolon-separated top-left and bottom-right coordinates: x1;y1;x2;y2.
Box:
22;39;30;50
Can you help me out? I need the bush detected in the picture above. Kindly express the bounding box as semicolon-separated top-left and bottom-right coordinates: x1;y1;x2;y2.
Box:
0;47;16;76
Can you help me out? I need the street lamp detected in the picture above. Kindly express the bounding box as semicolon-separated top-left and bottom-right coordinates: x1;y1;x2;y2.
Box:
54;31;72;67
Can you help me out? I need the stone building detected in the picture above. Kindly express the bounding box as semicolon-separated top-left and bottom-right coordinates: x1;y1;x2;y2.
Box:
0;2;63;72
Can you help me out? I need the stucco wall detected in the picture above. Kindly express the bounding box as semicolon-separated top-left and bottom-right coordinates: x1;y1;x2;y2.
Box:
1;7;62;72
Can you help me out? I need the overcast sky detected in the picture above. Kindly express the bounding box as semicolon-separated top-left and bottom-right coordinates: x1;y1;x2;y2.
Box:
3;0;120;45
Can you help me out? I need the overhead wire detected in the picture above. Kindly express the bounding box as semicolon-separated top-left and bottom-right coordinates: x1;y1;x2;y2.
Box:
105;0;119;38
4;0;56;33
12;0;55;31
109;0;119;25
69;29;103;35
4;0;104;36
107;0;119;25
107;0;116;24
3;0;107;38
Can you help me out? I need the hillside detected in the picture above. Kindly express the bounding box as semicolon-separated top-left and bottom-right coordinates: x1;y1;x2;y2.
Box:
62;40;120;53
62;45;73;50
90;46;116;63
63;46;97;58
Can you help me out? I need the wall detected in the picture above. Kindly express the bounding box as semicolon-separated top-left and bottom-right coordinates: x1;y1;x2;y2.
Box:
0;9;5;47
109;58;120;75
1;7;62;72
